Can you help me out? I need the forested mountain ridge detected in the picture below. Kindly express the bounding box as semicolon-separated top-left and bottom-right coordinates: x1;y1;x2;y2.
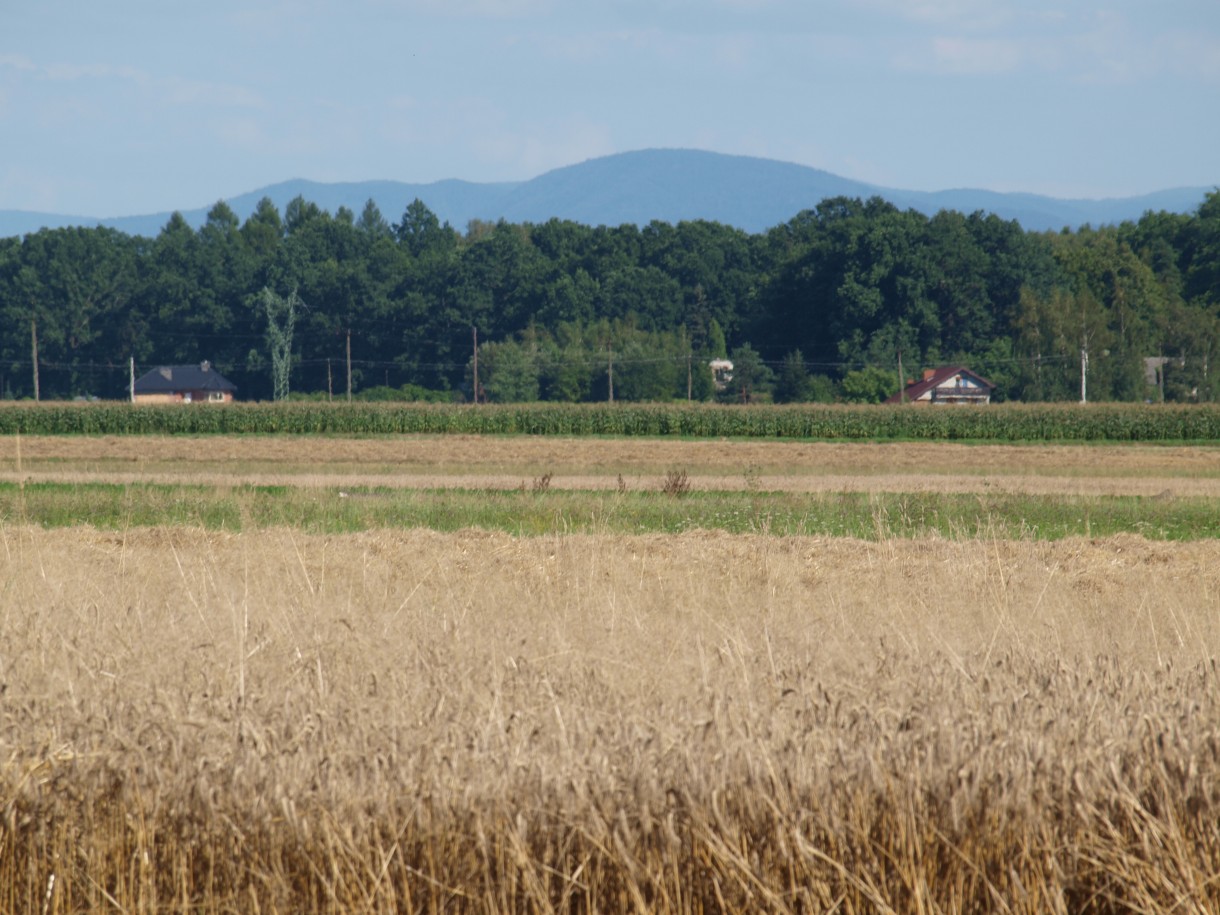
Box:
2;186;1218;406
1;149;1212;238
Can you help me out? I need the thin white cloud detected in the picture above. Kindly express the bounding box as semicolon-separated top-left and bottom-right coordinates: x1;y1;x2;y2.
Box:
888;6;1220;82
522;28;650;64
1159;31;1220;81
484;117;615;177
0;53;37;72
42;62;145;82
0;163;87;213
215;116;273;152
1063;10;1220;85
526;25;759;73
854;0;1014;31
4;53;264;110
377;91;614;181
366;0;555;16
386;94;419;112
924;36;1024;74
164;77;264;109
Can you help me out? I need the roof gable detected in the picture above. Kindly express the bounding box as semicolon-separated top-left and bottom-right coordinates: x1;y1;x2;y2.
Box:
886;366;993;404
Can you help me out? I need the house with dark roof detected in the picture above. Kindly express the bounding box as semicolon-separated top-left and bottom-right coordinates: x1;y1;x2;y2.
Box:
886;366;994;405
132;361;237;404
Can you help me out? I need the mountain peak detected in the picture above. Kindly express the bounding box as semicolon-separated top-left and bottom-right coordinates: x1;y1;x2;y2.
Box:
0;149;1212;239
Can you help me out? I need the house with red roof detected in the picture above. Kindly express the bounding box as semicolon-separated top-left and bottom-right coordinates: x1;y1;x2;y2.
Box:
886;366;994;405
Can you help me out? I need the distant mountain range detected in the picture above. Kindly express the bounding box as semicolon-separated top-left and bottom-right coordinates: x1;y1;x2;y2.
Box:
1;149;1213;239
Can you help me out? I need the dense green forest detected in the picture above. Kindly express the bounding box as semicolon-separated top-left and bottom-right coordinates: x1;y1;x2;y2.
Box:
1;191;1218;404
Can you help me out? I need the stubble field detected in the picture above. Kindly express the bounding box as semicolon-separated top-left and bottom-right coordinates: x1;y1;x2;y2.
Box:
3;434;1220;913
4;434;1220;496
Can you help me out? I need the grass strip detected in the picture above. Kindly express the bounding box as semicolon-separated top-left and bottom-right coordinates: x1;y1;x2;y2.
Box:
2;481;1218;540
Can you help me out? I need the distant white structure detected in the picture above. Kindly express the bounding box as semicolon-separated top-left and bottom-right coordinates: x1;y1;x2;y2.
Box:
709;358;734;392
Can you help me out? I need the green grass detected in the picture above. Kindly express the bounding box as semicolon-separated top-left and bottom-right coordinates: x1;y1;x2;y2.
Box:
3;481;1219;540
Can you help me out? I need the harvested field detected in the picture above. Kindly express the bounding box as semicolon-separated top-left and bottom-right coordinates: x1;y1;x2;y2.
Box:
3;434;1220;496
3;525;1220;912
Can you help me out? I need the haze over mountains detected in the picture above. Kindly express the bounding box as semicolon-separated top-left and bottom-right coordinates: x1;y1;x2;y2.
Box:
1;149;1212;239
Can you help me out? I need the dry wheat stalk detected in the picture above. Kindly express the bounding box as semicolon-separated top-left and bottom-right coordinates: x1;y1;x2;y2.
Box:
2;526;1219;912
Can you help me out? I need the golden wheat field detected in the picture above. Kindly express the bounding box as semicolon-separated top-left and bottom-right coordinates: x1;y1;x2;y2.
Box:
3;435;1220;913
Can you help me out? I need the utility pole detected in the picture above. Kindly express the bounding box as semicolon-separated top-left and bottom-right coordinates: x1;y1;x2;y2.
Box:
346;328;352;403
471;326;480;404
607;346;614;404
31;319;40;402
1080;297;1090;405
129;356;135;403
687;350;693;402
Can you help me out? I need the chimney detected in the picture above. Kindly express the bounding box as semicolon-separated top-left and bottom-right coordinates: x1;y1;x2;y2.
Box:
922;368;936;381
200;360;211;373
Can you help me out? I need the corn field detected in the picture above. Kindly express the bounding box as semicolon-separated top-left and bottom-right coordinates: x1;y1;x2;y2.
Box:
2;401;1220;440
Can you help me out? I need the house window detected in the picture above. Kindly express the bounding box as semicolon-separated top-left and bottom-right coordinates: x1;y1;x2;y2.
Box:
209;391;225;402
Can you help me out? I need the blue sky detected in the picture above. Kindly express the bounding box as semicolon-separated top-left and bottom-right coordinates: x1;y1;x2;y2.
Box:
2;0;1218;217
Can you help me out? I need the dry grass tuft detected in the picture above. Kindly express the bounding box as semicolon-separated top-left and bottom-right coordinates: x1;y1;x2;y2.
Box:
662;469;691;498
2;526;1220;912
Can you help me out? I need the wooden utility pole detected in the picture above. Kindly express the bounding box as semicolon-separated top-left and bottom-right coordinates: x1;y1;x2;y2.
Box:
607;346;614;404
31;319;40;402
1080;298;1090;404
129;356;135;403
472;326;480;404
346;328;352;403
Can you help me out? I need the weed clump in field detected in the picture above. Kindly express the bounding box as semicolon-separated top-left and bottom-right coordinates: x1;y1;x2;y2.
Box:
662;468;691;497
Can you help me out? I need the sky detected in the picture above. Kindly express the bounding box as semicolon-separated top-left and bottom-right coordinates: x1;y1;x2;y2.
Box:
2;0;1218;218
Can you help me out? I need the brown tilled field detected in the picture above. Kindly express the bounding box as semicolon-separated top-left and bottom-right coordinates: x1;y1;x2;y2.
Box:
2;435;1220;912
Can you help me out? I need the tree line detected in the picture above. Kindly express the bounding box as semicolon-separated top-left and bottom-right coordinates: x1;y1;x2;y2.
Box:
1;190;1218;403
